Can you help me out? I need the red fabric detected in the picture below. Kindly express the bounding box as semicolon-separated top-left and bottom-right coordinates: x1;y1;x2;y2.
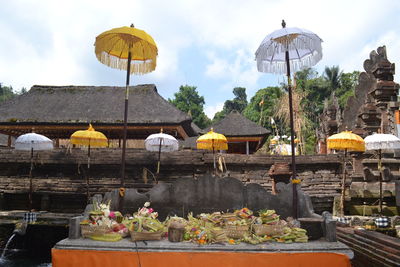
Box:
52;249;351;267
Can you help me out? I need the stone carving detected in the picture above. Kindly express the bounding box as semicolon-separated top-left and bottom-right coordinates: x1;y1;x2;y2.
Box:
78;174;336;241
103;175;318;220
316;95;341;153
341;46;399;134
341;72;376;131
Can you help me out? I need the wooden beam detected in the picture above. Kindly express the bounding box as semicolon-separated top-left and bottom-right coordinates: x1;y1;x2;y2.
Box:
227;137;262;142
0;124;190;140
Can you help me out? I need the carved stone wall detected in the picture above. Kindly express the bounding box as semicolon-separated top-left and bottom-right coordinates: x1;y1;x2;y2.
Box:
0;148;342;214
341;46;399;135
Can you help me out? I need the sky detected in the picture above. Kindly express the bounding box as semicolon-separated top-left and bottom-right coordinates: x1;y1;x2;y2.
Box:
1;0;400;119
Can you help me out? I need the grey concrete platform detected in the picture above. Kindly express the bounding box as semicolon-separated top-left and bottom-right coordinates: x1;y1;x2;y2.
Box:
54;238;354;259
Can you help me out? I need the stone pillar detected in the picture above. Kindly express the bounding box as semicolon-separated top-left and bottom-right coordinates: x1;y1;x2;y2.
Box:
69;216;84;239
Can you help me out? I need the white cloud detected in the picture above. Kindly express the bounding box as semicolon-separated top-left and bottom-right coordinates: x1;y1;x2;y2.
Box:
205;102;224;119
1;0;400;104
340;31;400;73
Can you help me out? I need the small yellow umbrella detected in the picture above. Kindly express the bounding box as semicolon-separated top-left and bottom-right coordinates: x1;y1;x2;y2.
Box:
327;130;365;216
327;131;365;152
70;124;108;168
71;124;108;201
95;24;158;187
196;128;228;170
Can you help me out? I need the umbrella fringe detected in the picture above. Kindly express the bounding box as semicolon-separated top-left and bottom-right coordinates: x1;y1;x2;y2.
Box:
97;52;157;75
257;34;322;58
257;52;322;74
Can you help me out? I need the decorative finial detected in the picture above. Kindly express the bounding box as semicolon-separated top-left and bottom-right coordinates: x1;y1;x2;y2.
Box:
281;20;286;28
130;23;135;28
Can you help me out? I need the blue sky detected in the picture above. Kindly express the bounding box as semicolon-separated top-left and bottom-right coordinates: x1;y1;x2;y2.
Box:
1;0;400;118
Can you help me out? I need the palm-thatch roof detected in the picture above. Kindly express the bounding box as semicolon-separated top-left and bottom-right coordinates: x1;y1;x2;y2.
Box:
0;84;196;139
204;110;270;137
182;111;270;153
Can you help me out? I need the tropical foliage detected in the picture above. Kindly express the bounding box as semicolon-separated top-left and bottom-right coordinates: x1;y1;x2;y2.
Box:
168;85;211;129
243;86;283;130
213;87;248;122
0;84;18;103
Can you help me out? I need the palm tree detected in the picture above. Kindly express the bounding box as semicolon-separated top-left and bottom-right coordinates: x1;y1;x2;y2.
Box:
324;66;342;91
274;85;311;155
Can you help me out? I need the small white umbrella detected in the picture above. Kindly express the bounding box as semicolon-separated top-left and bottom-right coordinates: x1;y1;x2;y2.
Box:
145;131;178;173
365;133;400;214
15;133;54;210
15;133;54;151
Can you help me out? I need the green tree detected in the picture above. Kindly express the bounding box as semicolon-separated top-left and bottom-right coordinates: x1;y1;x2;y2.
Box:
324;66;342;91
212;87;248;122
0;84;16;103
295;69;329;126
243;86;283;129
294;67;360;154
336;71;359;109
169;85;211;129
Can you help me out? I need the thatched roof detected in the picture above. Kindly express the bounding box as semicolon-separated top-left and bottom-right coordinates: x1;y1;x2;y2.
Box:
180;111;270;153
0;84;197;139
204;110;270;137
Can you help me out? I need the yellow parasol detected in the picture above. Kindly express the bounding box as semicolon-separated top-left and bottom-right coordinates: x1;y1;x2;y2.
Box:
94;24;158;187
327;130;365;216
327;131;365;152
70;124;108;164
70;124;108;201
196;128;228;170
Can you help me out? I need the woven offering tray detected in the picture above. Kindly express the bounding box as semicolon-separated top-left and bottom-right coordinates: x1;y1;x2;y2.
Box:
130;230;163;241
252;224;284;236
223;225;249;239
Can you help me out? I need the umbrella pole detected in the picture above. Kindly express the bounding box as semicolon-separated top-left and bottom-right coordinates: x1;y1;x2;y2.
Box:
340;149;347;217
87;144;91;202
285;49;298;219
378;149;383;214
212;139;216;173
157;138;162;174
29;147;33;211
121;50;132;188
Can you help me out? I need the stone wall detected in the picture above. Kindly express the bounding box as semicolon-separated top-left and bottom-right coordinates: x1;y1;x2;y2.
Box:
0;147;342;214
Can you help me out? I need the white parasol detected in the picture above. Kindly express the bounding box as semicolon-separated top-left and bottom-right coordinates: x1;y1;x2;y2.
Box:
145;131;178;173
15;133;53;151
15;133;54;210
365;133;400;214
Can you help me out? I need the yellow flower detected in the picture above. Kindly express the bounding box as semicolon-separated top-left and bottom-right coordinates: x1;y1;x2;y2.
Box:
292;179;301;184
